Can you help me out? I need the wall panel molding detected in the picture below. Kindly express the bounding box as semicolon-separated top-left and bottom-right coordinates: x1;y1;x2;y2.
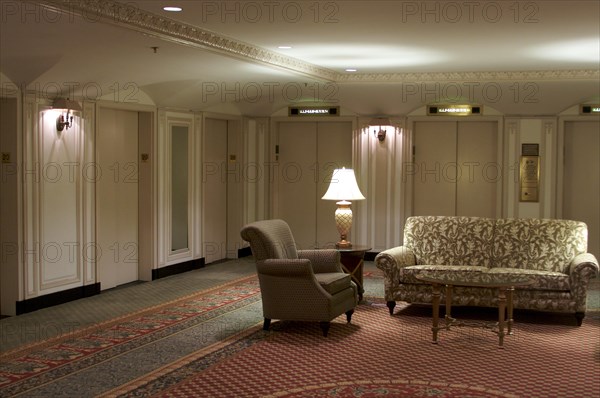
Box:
22;96;91;299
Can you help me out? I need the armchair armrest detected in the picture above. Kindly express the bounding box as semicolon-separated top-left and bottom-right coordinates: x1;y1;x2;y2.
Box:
256;259;333;317
257;259;315;278
569;253;599;310
298;249;342;273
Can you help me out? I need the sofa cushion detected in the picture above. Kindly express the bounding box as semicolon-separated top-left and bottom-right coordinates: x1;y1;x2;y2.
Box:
400;265;489;284
492;218;587;273
315;272;352;295
487;268;570;291
401;265;570;292
404;216;496;267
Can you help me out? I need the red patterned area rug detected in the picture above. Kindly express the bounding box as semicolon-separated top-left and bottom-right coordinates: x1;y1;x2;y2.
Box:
102;301;600;398
0;276;262;397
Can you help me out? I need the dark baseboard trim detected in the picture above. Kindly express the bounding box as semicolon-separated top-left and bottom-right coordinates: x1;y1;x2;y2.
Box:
238;246;252;258
152;257;205;280
16;283;101;315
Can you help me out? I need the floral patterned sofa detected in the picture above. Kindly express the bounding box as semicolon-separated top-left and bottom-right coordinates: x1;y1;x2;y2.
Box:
375;216;599;325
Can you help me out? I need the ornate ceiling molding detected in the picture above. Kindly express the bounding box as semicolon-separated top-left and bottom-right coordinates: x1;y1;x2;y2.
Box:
41;1;599;84
335;69;600;83
40;0;338;81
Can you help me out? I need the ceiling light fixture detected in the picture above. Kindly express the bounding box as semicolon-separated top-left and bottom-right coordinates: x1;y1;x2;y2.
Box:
163;6;182;12
345;68;357;72
278;46;292;49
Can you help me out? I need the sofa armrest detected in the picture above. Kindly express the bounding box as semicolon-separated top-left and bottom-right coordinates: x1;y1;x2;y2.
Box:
375;246;416;303
569;253;599;311
375;246;416;274
298;249;342;273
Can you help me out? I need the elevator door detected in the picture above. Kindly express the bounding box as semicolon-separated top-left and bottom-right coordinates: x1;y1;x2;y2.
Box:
563;121;600;258
97;108;139;289
203;118;228;263
277;121;353;249
413;121;498;218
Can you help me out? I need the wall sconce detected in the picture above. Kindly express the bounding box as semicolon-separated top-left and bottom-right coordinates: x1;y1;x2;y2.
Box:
369;117;391;142
53;98;82;132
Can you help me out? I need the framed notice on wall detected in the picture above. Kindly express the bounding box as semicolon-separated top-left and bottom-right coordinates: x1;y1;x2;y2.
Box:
520;144;540;202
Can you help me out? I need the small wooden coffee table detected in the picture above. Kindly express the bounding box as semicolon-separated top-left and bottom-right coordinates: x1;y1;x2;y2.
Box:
416;272;533;347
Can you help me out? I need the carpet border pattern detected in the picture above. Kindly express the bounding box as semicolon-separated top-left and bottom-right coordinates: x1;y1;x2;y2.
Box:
0;276;261;396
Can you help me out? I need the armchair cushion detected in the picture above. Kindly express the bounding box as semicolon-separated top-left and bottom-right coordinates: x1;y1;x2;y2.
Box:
315;272;353;295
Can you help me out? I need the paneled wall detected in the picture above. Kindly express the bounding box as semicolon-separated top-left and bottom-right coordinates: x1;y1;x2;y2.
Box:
16;96;95;311
2;93;598;315
504;118;557;218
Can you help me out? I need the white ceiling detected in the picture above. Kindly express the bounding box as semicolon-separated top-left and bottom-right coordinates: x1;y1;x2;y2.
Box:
1;0;599;116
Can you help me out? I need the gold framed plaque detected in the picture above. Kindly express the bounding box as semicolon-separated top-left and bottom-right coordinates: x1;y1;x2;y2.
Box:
520;156;540;202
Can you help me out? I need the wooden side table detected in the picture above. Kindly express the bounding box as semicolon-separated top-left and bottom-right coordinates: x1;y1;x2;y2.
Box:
336;245;371;302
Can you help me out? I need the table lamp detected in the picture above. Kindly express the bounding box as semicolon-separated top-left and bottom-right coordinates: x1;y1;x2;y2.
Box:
321;168;365;248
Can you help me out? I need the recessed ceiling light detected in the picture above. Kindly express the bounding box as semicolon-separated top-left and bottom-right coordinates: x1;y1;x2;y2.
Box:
163;6;182;12
278;46;293;49
345;68;358;72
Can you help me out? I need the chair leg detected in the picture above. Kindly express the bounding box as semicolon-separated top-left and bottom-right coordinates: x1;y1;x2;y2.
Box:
263;318;271;331
387;301;396;315
575;312;584;326
346;309;354;323
320;321;330;337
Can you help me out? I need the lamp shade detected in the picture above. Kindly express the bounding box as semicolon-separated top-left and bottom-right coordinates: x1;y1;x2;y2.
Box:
322;168;365;201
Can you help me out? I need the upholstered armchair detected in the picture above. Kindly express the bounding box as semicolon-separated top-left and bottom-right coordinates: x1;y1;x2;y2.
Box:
240;219;358;336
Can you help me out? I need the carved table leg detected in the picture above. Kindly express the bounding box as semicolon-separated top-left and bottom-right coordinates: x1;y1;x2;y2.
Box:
431;283;441;344
445;284;453;326
507;287;515;335
498;287;507;347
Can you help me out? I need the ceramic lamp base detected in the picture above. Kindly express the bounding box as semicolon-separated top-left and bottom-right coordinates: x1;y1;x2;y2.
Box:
334;200;353;248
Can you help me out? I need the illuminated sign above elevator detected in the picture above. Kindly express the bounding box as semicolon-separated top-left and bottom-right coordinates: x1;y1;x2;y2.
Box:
580;104;600;115
427;104;482;116
289;106;340;116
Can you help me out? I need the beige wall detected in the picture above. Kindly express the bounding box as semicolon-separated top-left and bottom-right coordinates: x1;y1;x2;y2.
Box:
2;92;599;315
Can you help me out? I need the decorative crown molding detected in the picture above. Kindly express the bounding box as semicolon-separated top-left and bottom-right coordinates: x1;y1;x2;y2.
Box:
40;0;338;81
40;1;600;84
335;69;600;83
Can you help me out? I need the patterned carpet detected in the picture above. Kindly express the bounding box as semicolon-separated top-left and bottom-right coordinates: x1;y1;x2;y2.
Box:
1;269;599;398
100;301;599;398
0;276;263;397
